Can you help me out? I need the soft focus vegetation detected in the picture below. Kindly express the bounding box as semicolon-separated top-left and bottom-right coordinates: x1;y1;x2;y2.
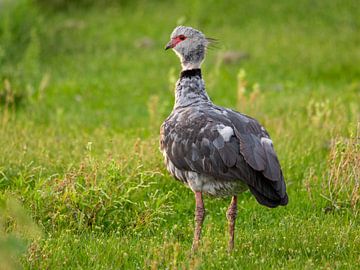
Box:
0;0;359;269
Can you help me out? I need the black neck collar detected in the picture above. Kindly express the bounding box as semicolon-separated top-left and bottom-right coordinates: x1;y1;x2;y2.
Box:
180;69;202;79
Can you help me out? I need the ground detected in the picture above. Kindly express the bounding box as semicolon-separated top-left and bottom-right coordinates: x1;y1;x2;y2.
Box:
0;0;359;269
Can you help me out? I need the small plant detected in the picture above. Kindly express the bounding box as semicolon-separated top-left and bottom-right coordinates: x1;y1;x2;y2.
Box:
322;124;360;211
236;69;262;113
236;69;247;110
306;99;331;128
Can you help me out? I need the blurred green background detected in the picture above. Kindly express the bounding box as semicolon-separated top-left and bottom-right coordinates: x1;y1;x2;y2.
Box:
0;0;359;269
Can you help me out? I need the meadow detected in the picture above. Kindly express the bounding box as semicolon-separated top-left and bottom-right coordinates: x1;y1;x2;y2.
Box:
0;0;359;269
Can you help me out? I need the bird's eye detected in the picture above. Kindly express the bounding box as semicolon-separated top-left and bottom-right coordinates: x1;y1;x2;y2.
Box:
179;35;186;40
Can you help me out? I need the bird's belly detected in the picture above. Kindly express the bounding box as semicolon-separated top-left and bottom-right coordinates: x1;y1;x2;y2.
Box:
185;171;248;197
164;154;247;196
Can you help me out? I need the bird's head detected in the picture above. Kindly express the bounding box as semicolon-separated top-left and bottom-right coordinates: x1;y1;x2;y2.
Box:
165;26;211;70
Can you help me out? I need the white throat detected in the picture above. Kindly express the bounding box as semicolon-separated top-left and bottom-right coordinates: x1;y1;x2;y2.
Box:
174;49;203;71
181;62;201;70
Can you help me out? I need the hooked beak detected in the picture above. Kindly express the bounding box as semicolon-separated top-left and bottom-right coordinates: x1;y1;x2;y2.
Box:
165;40;174;50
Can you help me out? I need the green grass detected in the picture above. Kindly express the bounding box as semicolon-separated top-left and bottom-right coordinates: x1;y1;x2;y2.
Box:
0;0;359;269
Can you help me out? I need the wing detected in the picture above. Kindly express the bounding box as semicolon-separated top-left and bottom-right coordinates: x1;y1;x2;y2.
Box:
226;109;282;181
160;106;288;207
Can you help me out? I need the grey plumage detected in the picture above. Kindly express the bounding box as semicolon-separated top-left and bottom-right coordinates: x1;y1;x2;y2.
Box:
161;25;288;250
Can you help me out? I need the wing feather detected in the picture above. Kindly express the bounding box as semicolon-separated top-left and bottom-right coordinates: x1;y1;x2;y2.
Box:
160;106;288;207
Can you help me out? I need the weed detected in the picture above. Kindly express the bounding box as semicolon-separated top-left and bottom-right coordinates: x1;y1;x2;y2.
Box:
236;68;263;114
322;124;360;211
307;99;332;128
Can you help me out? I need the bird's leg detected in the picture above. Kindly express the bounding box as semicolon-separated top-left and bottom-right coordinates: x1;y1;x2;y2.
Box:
226;196;237;252
192;191;205;251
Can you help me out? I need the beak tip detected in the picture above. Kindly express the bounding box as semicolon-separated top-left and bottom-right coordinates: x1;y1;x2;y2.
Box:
165;41;173;51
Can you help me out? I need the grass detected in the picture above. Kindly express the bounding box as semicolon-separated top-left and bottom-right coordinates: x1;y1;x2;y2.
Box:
0;0;359;269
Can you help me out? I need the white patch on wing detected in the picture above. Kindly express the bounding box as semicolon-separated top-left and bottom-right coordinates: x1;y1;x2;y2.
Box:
217;125;234;142
261;137;273;145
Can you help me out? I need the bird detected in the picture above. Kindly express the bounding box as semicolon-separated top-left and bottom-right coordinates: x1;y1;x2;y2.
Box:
160;26;288;251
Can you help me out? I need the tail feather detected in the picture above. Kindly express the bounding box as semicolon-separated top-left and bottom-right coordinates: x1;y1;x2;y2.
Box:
248;172;288;208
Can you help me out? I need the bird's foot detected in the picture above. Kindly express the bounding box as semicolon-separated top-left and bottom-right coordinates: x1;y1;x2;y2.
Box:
227;239;234;253
191;240;200;253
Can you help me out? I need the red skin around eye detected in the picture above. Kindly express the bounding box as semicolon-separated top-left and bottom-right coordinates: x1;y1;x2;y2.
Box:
172;35;187;47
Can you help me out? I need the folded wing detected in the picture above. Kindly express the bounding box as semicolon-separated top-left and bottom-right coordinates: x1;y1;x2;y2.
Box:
160;107;288;207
